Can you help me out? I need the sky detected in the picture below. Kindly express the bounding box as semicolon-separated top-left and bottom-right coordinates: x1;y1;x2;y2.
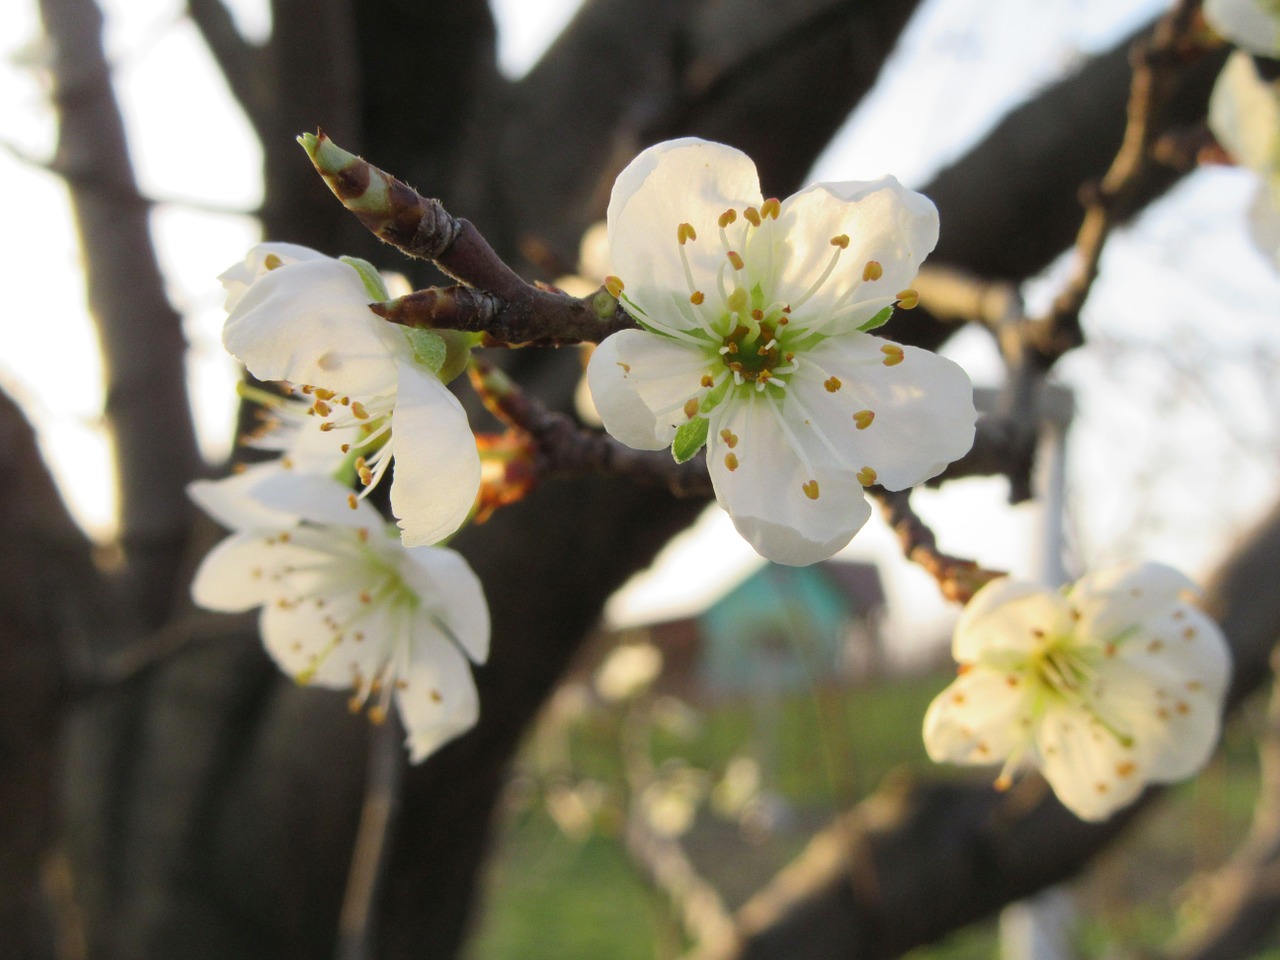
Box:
2;0;1279;656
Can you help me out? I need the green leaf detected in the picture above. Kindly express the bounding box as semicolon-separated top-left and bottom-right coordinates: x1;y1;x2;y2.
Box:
340;256;390;301
857;305;894;333
700;377;731;414
403;327;447;374
672;416;709;463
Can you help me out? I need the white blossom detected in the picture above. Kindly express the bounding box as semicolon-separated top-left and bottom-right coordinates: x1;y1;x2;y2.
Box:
587;139;975;566
923;563;1231;822
190;472;490;763
220;244;481;546
1209;51;1280;268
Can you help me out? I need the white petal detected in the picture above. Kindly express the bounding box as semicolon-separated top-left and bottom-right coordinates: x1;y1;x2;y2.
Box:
587;330;710;450
1034;704;1148;821
248;471;385;529
223;258;408;397
772;177;938;330
188;465;301;531
1246;181;1280;268
707;391;871;565
922;667;1032;766
387;361;481;547
952;579;1071;663
1209;53;1280;173
259;580;394;687
191;532;313;612
399;545;491;664
395;628;480;763
608;139;763;330
1204;0;1280;55
218;242;329;313
1068;562;1200;646
789;336;975;489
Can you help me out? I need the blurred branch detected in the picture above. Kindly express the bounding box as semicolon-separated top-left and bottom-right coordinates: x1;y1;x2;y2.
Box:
1167;649;1280;960
39;0;201;627
185;0;270;129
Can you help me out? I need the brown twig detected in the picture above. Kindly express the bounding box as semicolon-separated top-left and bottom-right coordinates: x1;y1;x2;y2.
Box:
870;487;1005;604
1023;0;1208;364
303;131;639;345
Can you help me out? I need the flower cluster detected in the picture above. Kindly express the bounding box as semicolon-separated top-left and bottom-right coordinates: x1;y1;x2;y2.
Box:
189;243;488;762
922;563;1231;821
587;139;976;566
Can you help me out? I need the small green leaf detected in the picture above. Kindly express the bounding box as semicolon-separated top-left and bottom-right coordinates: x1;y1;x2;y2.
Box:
672;416;709;463
403;327;447;374
700;377;731;414
340;256;390;301
857;305;894;332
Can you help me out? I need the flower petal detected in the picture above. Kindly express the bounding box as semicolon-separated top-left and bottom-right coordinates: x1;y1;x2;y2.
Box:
707;391;871;565
191;531;314;612
399;545;491;664
395;627;480;763
772;176;938;332
1068;562;1200;647
587;330;710;451
258;579;394;687
387;361;481;547
789;335;975;489
247;471;385;530
218;242;328;312
1204;0;1280;56
922;666;1033;766
609;139;763;331
223;258;408;396
188;465;301;532
952;578;1071;663
1034;704;1148;821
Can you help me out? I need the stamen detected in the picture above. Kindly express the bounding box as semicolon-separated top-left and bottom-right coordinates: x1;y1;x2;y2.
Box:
761;198;780;219
853;410;875;430
743;207;761;227
862;261;883;281
802;480;820;500
880;344;905;366
896;288;919;309
604;275;625;298
830;234;850;249
727;251;744;271
856;466;877;486
677;222;697;244
690;290;705;305
717;209;737;228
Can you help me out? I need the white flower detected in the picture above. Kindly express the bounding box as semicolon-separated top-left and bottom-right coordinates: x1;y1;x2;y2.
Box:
922;563;1231;822
1209;52;1280;268
221;244;481;547
190;472;490;763
1204;0;1280;56
587;139;975;566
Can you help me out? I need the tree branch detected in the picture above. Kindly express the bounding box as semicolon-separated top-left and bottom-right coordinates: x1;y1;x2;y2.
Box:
39;0;201;626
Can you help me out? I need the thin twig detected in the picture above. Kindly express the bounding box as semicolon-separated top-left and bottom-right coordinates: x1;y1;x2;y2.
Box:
336;719;404;960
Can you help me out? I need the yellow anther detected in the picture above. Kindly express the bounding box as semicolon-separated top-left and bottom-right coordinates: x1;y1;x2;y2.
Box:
726;288;748;312
358;466;374;485
701;375;714;388
604;275;625;298
359;591;373;604
802;480;820;500
319;420;335;432
263;253;283;270
367;705;388;725
743;206;761;227
357;528;370;542
341;443;351;453
690;290;705;305
313;400;332;417
677;222;697;244
727;250;745;270
683;398;700;419
347;493;358;510
313;387;336;401
880;344;904;366
994;774;1013;792
823;376;842;393
1115;761;1136;778
351;401;370;420
724;452;739;472
830;234;850;249
751;309;764;321
856;466;877;486
761;198;781;219
718;209;737;228
896;288;919;309
862;260;883;281
719;429;738;448
853;409;875;430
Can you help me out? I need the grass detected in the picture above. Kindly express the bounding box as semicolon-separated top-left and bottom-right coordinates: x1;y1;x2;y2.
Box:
462;673;1266;960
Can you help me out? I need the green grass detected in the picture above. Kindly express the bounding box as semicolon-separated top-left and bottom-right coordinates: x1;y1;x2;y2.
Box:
463;674;1266;960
